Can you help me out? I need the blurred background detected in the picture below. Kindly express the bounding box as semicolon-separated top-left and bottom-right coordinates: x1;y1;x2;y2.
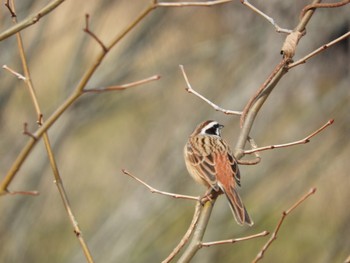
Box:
0;0;349;262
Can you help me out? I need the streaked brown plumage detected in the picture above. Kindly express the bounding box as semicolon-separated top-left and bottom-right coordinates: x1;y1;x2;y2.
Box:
184;120;253;226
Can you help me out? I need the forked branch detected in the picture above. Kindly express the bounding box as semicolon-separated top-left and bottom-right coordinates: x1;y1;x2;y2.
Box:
83;14;108;52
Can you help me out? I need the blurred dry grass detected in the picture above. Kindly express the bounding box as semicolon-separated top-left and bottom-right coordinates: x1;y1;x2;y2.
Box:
0;0;349;262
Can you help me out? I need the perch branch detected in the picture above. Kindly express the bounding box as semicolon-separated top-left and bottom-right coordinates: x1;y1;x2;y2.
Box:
252;187;317;263
162;202;202;263
177;198;216;263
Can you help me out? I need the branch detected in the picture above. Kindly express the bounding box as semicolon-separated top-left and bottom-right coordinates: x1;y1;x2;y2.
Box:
288;31;350;69
300;0;350;20
244;119;334;154
83;75;160;93
2;65;26;80
23;123;37;140
179;65;242;116
240;0;292;33
122;169;199;201
252;187;317;263
234;0;323;159
83;14;108;52
4;0;16;18
155;0;232;7
0;0;66;41
201;231;269;247
177;198;216;263
240;58;289;128
7;190;39;196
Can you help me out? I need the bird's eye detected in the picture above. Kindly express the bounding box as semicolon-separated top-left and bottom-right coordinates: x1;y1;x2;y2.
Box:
205;124;220;136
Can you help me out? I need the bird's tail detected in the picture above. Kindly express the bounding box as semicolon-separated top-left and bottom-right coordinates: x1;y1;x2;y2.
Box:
220;184;253;226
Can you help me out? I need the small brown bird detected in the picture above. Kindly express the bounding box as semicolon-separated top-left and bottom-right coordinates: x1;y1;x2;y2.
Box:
184;120;253;226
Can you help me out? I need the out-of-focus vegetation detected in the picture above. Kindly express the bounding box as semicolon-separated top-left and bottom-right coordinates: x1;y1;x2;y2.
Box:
0;1;349;262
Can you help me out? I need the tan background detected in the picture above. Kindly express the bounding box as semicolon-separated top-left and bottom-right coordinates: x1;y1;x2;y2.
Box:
0;1;349;262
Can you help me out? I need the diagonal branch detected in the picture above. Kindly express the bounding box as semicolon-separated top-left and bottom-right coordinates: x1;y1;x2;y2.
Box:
122;169;199;201
2;2;95;261
252;188;317;263
288;31;350;69
244;119;334;154
0;0;66;41
162;202;202;263
83;14;108;52
240;0;292;33
180;65;242;116
300;0;350;19
83;75;160;93
235;0;323;159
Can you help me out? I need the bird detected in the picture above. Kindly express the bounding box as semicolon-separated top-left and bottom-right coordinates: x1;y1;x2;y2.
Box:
184;120;253;226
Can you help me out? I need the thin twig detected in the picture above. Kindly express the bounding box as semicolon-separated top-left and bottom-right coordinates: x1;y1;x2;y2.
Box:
84;75;160;93
300;0;350;20
244;119;334;154
4;0;16;17
155;0;232;7
83;14;108;52
201;231;269;247
252;188;317;263
23;123;38;140
7;190;39;196
240;0;292;33
237;136;261;165
179;65;242;116
288;31;350;69
2;65;26;80
122;169;199;201
162;202;202;263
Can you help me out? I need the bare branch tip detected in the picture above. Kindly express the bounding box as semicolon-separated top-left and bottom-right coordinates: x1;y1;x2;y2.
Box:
23;123;38;140
310;187;317;194
8;190;40;196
